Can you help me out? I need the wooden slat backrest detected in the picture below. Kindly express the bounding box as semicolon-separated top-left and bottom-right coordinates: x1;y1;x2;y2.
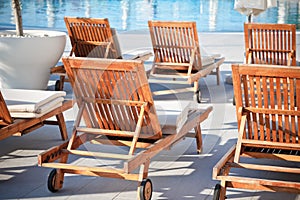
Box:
63;57;162;139
148;21;202;70
64;17;121;59
232;64;300;144
0;91;13;126
244;23;296;66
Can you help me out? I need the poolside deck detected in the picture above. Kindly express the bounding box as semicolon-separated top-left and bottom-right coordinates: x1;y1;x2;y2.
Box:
0;32;300;200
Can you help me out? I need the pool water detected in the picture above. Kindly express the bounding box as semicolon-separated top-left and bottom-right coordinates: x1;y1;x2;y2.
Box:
0;0;299;32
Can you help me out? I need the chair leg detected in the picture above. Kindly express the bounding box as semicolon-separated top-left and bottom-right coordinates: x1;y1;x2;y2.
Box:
59;75;65;91
54;75;65;91
194;123;202;154
56;113;68;141
216;67;220;85
219;180;227;200
193;81;201;103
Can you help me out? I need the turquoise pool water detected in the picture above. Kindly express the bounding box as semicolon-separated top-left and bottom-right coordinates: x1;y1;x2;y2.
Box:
0;0;299;32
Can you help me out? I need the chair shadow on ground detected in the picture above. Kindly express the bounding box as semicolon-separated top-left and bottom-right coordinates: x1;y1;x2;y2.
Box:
0;130;224;199
149;69;234;105
1;126;299;199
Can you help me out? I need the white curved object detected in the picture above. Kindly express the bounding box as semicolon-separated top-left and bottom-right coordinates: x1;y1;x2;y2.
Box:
0;30;66;89
234;0;277;17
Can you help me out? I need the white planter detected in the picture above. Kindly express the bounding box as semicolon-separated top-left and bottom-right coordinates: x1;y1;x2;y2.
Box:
0;30;66;89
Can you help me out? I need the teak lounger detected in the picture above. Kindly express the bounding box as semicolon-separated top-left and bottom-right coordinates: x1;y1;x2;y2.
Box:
38;57;212;200
148;20;225;103
233;22;297;105
0;89;72;141
244;23;296;66
51;17;152;91
212;64;300;200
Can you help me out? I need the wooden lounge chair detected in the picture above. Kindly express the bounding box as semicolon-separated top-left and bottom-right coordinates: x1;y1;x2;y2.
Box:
212;64;300;200
232;23;297;105
148;20;225;103
244;23;296;66
51;17;152;91
0;89;72;141
38;57;213;200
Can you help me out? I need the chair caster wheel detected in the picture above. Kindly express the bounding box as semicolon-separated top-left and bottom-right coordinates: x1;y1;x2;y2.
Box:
213;184;221;200
47;169;60;193
140;179;153;200
55;80;61;91
195;90;201;103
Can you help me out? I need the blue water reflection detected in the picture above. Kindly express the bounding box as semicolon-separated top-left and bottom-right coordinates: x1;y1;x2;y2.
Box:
0;0;299;32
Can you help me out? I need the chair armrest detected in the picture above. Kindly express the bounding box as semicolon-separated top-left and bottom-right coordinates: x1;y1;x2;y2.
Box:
187;57;225;83
51;65;66;74
187;46;197;76
212;145;236;179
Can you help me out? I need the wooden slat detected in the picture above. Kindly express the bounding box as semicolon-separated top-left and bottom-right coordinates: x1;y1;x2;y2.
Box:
217;175;300;193
41;162;141;181
76;127;135;136
231;162;300;174
42;162;124;175
63;149;133;160
113;71;133;131
244;107;300;116
240;139;300;151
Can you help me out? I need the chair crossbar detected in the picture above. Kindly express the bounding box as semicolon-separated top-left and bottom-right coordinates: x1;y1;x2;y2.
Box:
81;97;147;107
63;149;133;160
76;127;136;137
244;107;300;116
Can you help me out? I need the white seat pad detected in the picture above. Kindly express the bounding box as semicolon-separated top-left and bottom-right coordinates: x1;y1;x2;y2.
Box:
122;49;153;60
1;89;66;118
154;100;210;134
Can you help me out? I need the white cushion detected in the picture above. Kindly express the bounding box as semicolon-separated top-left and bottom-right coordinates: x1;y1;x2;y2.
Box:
201;56;215;67
122;49;153;60
1;89;66;118
201;53;223;67
154;100;208;134
8;102;63;118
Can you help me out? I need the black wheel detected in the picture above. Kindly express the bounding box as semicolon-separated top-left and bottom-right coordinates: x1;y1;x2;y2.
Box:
54;80;61;91
196;89;201;103
213;184;221;200
47;169;59;193
232;96;236;106
139;179;153;200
